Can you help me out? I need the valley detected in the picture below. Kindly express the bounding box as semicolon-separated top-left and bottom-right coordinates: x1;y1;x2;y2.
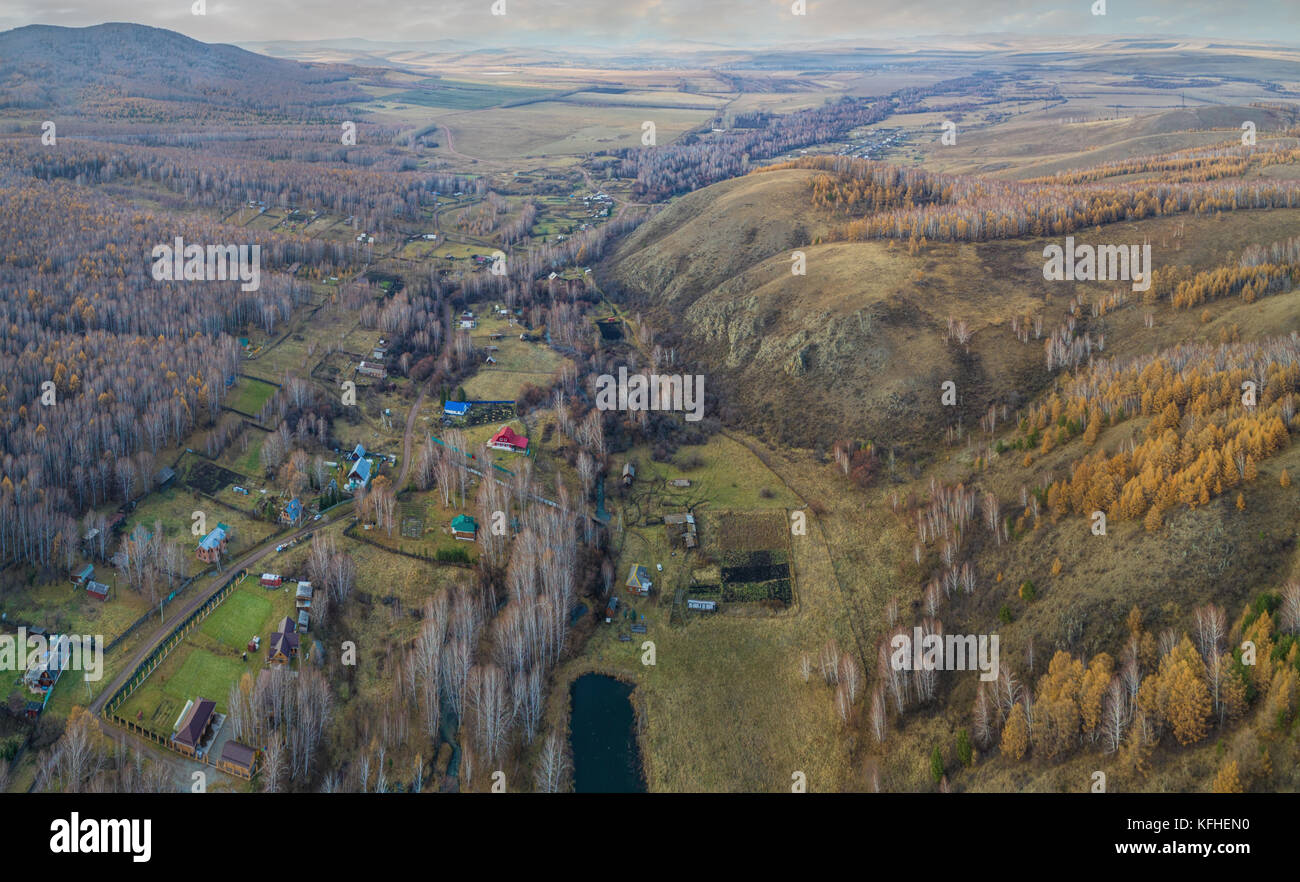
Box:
1;19;1298;800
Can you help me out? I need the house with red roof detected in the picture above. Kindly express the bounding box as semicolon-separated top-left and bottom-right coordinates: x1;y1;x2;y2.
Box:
488;425;529;454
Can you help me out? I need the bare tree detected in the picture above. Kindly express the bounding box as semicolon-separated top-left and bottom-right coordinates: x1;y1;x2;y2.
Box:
870;687;887;743
534;728;572;793
262;736;286;793
837;652;861;704
1193;603;1227;662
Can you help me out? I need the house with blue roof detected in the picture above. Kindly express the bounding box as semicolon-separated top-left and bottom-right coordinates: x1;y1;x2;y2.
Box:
281;497;303;525
443;400;471;418
196;523;229;563
347;456;372;489
352;442;367;460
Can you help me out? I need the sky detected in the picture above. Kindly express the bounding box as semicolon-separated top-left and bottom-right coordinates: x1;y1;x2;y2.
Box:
0;0;1296;48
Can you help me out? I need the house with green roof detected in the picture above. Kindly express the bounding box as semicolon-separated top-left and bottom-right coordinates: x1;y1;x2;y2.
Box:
451;514;477;541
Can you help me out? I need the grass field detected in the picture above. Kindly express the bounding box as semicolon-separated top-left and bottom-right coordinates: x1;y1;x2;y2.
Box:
0;571;153;645
118;648;248;731
443;102;712;159
547;430;854;792
226;376;277;415
128;483;279;555
387;77;562;110
201;588;274;651
116;581;293;733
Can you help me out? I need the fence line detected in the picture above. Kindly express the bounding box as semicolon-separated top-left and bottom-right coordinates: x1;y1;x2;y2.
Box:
101;575;241;722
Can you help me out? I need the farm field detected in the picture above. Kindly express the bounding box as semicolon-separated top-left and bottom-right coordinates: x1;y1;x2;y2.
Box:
442;103;713;159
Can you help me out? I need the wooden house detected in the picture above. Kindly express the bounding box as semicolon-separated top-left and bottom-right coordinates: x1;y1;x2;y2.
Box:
217;741;259;780
625;564;653;596
171;698;216;758
451;514;478;541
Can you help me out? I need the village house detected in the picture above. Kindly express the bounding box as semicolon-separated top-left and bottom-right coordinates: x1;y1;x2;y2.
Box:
267;617;299;664
196;524;229;563
85;580;110;601
443;400;471;419
451;514;478;541
260;573;282;588
297;610;310;634
217;741;259;780
687;598;718;612
171;698;217;758
357;360;387;379
295;581;313;610
280;497;303;525
625;564;653;596
70;563;94;586
347;456;372;489
488;425;529;454
23;634;70;695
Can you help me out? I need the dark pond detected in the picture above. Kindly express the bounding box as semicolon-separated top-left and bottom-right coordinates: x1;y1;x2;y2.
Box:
569;673;645;792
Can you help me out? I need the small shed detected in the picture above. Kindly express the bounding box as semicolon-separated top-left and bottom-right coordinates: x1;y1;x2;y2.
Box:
217;741;259;780
687;598;718;612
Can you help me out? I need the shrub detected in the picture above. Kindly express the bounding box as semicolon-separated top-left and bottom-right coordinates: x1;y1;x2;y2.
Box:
956;729;973;767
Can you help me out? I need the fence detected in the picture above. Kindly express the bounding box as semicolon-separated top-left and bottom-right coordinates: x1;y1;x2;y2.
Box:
343;520;476;568
103;572;204;654
101;573;242;722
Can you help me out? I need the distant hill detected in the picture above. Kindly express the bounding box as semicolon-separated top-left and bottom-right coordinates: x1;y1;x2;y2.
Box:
604;168;1044;453
0;22;366;118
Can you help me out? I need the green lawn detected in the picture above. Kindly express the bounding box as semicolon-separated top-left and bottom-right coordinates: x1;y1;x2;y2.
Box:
115;583;292;734
118;648;249;731
227;377;277;415
200;587;273;652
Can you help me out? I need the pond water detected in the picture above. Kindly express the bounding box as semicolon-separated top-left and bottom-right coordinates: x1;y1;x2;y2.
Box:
569;673;645;792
